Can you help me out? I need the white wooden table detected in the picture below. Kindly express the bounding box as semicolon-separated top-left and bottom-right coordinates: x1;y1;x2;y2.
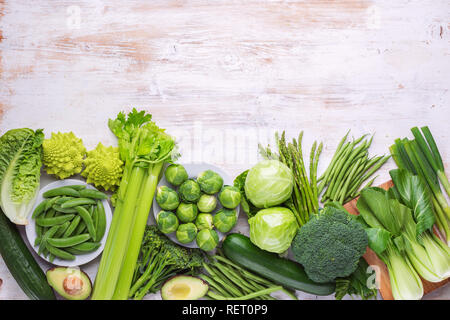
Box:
0;0;449;300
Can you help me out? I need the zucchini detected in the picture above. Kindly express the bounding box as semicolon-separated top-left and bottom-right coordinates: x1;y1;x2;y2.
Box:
0;209;56;300
222;233;335;296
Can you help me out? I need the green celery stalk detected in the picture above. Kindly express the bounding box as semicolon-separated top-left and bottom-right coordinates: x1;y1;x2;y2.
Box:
113;162;164;300
92;166;146;300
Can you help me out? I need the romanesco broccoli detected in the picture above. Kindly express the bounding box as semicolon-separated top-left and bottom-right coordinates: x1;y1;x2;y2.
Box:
82;143;123;191
42;132;86;179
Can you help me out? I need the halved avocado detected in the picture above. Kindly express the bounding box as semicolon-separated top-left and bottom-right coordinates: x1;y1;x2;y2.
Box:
46;267;92;300
161;275;209;300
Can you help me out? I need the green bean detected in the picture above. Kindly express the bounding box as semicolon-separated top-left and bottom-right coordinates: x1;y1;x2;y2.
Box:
75;206;96;240
36;214;75;227
49;254;56;263
54;221;71;238
63;215;81;238
207;286;282;301
79;189;108;200
52;204;78;214
43;187;80;198
32;200;48;219
318;130;350;182
47;234;91;248
95;200;107;242
199;274;231;297
46;244;75;261
61;198;97;209
70;241;101;252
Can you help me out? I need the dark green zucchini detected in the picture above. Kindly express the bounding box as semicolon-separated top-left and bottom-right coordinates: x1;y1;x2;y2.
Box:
0;209;55;300
222;233;335;296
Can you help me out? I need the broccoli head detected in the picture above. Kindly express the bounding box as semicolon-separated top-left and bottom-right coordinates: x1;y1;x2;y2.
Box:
291;203;368;284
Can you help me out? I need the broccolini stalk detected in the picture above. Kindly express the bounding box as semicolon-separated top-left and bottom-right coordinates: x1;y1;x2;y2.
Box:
129;225;204;300
92;109;177;300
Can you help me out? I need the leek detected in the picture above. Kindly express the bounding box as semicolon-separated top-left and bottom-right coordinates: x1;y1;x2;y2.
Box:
92;109;177;300
390;129;450;244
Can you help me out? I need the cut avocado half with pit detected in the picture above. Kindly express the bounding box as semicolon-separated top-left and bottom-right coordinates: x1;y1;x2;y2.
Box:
46;267;92;300
161;275;209;300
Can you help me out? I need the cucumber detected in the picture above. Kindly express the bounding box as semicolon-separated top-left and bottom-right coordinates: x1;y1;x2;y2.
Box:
222;233;335;296
0;209;56;300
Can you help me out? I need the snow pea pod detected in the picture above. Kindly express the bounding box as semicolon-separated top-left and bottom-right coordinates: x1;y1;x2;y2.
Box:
67;185;87;191
61;198;96;209
45;197;60;211
47;234;91;248
63;215;81;238
38;225;60;256
32;200;48;219
36;214;75;227
71;241;101;252
95;200;107;242
75;206;96;240
43;187;80;198
54;221;71;238
79;189;108;200
54;197;75;205
46;245;75;261
52;204;78;214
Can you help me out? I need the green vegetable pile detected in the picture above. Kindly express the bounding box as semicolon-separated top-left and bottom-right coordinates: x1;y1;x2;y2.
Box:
32;185;108;262
129;225;204;300
155;165;239;252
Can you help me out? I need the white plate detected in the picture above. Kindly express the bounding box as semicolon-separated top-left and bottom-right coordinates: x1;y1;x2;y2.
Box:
153;163;240;248
25;179;112;267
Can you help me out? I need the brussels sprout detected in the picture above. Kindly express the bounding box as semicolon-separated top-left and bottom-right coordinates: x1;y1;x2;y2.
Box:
176;202;198;223
179;179;201;203
213;209;237;233
156;186;180;211
248;207;298;254
165;164;189;186
176;223;198;244
218;185;241;209
197;194;217;213
156;211;179;234
195;213;214;230
245;160;294;208
196;229;219;251
196;170;224;195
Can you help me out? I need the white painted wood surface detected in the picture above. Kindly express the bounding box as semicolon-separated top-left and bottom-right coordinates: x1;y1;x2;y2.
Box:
0;0;449;300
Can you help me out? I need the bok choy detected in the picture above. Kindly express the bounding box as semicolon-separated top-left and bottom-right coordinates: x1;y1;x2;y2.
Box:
92;109;177;300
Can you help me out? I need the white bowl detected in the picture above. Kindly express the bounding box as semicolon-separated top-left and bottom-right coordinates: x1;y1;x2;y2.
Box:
153;163;240;248
25;179;112;267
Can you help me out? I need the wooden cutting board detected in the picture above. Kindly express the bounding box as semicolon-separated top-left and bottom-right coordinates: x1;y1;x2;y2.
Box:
343;180;450;300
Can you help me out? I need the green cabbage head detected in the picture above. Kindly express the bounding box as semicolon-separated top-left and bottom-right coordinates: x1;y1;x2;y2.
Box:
244;160;294;208
249;207;298;253
0;128;44;225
